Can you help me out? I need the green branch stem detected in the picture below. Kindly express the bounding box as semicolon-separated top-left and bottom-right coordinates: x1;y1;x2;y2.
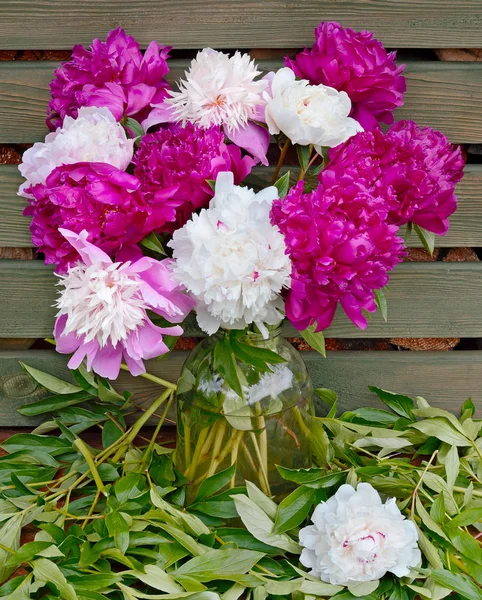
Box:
271;138;290;184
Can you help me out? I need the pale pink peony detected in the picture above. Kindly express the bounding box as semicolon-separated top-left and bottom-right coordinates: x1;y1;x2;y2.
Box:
54;229;194;379
286;22;406;129
19;107;134;198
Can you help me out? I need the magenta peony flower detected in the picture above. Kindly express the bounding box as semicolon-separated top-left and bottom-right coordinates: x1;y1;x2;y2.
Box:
134;123;256;231
24;163;150;272
54;229;194;379
285;22;406;130
271;181;405;332
322;121;465;235
47;28;171;130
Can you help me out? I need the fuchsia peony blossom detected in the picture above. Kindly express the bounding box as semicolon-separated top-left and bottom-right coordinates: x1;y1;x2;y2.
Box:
47;28;171;130
322;121;465;235
285;22;406;130
54;229;194;379
24;163;150;272
271;181;405;332
134;123;256;231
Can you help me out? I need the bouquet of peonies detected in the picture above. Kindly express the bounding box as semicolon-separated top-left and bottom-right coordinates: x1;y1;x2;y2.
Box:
18;22;467;512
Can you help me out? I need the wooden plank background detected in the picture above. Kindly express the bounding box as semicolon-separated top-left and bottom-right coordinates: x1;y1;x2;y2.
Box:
0;1;481;49
0;261;480;339
0;350;480;427
4;165;482;248
1;61;482;143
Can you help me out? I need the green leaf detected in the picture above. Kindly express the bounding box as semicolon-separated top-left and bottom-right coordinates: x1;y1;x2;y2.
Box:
348;580;380;597
272;486;315;534
446;529;482;565
5;541;59;567
368;387;415;420
215;528;280;555
444;445;460;491
19;363;82;395
174;548;264;582
231;337;286;367
245;481;277;519
414;224;435;255
274;171;291;198
0;434;71;456
18;391;91;416
449;507;482;528
135;564;184;593
309;416;333;465
431;569;482;600
140;232;167;256
213;335;243;398
416;525;443;569
194;464;236;503
115;474;145;504
410;418;471;447
374;288;388;322
233;494;300;553
0;514;23;584
105;511;129;554
206;179;216;192
102;420;124;449
430;494;446;524
124;117;144;139
300;324;325;357
415;496;449;541
296;145;312;172
32;557;79;600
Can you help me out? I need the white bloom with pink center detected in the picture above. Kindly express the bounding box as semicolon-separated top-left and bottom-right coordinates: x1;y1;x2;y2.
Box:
167;48;268;133
54;229;194;379
168;171;291;336
265;67;363;153
299;483;421;585
19;107;134;198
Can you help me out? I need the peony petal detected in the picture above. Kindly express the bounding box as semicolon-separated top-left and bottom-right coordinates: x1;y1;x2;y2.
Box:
226;121;270;166
91;342;123;379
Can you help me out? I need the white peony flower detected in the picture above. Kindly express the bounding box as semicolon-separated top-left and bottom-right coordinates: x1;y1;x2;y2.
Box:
265;67;363;153
167;48;267;133
18;107;134;198
299;483;421;585
168;171;291;336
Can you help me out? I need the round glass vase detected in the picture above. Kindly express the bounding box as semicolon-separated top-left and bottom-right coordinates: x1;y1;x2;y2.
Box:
175;327;314;502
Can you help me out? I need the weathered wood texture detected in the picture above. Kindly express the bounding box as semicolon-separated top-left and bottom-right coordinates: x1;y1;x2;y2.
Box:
0;350;479;426
0;261;481;339
3;164;481;248
0;1;481;49
1;61;482;143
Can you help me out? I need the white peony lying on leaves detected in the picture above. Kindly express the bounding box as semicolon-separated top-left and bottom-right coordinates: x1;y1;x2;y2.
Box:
265;67;363;152
299;483;421;586
18;107;134;198
168;171;291;336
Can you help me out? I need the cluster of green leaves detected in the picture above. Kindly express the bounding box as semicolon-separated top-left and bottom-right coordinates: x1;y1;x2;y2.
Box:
0;363;481;600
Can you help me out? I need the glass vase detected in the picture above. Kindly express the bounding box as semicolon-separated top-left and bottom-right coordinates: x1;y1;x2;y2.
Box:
175;327;314;502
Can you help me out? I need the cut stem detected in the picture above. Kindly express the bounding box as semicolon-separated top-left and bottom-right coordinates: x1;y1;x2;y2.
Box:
119;364;176;389
271;138;290;184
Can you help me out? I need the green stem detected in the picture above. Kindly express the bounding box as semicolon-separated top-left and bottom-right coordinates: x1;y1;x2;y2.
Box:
184;426;210;480
119;364;176;389
194;428;243;486
230;431;243;488
249;432;271;496
271;138;290;184
73;439;107;497
206;419;227;478
142;393;174;468
254;403;268;486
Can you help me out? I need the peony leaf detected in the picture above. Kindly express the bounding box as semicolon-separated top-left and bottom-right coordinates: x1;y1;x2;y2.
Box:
410;418;471;447
273;171;291;198
213;335;243;399
449;507;482;528
296;145;312;172
0;514;23;584
368;387;415;420
348;580;380;597
300;325;325;357
272;486;315;534
374;288;388;322
19;362;82;395
414;224;435;255
415;496;449;541
416;525;443;569
134;565;184;593
246;481;277;519
431;569;482;600
443;445;460;492
173;548;265;582
124;117;145;139
193;464;237;503
140;232;167;256
32;558;78;600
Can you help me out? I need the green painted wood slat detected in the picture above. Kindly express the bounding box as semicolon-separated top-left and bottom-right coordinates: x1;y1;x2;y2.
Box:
0;350;480;427
1;61;482;143
2;164;482;248
0;1;481;49
0;261;481;338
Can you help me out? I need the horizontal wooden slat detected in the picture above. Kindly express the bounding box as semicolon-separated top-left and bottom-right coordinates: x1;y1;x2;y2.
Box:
3;165;481;249
0;349;480;426
1;60;482;143
0;1;481;49
0;261;481;338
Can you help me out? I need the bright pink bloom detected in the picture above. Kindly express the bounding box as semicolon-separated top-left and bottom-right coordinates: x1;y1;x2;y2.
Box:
285;22;406;129
271;181;405;332
54;229;194;379
134;123;256;231
322;121;465;235
24;163;150;272
47;28;170;129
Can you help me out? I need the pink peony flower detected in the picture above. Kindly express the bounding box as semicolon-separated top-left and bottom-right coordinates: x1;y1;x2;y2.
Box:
322;121;465;235
134;123;256;232
271;181;405;332
54;229;194;379
47;28;171;130
24;163;150;272
285;22;406;130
